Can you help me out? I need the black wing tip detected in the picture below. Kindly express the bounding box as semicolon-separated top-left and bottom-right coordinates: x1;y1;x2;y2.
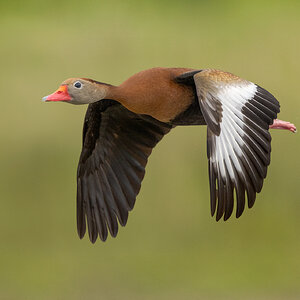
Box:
211;193;258;221
119;217;128;227
213;211;232;221
77;230;85;240
255;85;281;112
90;238;98;244
235;197;245;218
78;220;122;243
77;222;86;239
235;210;244;219
247;196;256;209
110;227;119;238
99;236;108;242
88;233;98;244
215;213;223;222
210;208;216;217
223;210;233;221
223;214;230;221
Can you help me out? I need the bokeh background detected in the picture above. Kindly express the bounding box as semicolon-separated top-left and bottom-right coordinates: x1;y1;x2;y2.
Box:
0;0;299;299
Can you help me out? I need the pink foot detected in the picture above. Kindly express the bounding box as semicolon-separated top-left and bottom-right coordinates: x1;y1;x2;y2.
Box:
269;119;297;133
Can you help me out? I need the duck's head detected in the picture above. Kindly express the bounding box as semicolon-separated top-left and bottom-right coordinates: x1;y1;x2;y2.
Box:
42;78;111;105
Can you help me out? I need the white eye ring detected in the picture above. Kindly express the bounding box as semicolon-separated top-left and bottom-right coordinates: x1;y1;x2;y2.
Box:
74;81;82;89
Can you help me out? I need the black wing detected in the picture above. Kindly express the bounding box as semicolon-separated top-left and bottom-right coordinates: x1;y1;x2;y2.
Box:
77;100;171;242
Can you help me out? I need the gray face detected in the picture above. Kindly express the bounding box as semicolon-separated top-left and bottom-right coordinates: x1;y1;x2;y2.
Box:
66;79;108;105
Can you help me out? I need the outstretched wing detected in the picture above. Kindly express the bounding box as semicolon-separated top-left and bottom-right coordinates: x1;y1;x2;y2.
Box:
77;100;171;242
193;69;280;221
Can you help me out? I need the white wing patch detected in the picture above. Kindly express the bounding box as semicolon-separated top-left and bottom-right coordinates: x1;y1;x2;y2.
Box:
214;83;257;168
194;70;280;221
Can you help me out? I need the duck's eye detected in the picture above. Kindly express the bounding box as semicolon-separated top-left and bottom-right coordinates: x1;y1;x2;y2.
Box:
74;81;82;89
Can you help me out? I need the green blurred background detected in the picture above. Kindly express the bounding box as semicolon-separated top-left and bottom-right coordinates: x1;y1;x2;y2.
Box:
0;0;299;299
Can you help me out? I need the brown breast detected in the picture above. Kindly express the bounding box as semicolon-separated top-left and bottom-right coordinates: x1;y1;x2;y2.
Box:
108;67;197;122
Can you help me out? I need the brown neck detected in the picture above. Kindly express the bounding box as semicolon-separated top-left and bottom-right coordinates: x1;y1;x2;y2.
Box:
104;85;133;107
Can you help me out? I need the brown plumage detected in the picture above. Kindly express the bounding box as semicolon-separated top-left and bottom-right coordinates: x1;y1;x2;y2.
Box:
43;67;296;243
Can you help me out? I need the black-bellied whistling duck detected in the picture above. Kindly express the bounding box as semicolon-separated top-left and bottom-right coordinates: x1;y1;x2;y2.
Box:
43;67;296;243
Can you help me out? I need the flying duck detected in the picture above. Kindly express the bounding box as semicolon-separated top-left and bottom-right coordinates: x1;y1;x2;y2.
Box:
42;67;296;243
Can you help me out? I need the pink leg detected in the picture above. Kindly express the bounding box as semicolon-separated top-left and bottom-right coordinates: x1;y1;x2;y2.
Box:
269;119;297;133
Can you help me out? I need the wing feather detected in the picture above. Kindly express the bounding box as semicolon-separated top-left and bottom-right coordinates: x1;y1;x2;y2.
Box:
77;100;171;242
194;70;280;220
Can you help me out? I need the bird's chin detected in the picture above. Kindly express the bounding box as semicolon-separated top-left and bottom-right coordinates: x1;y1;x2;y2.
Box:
42;97;72;103
65;100;86;105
